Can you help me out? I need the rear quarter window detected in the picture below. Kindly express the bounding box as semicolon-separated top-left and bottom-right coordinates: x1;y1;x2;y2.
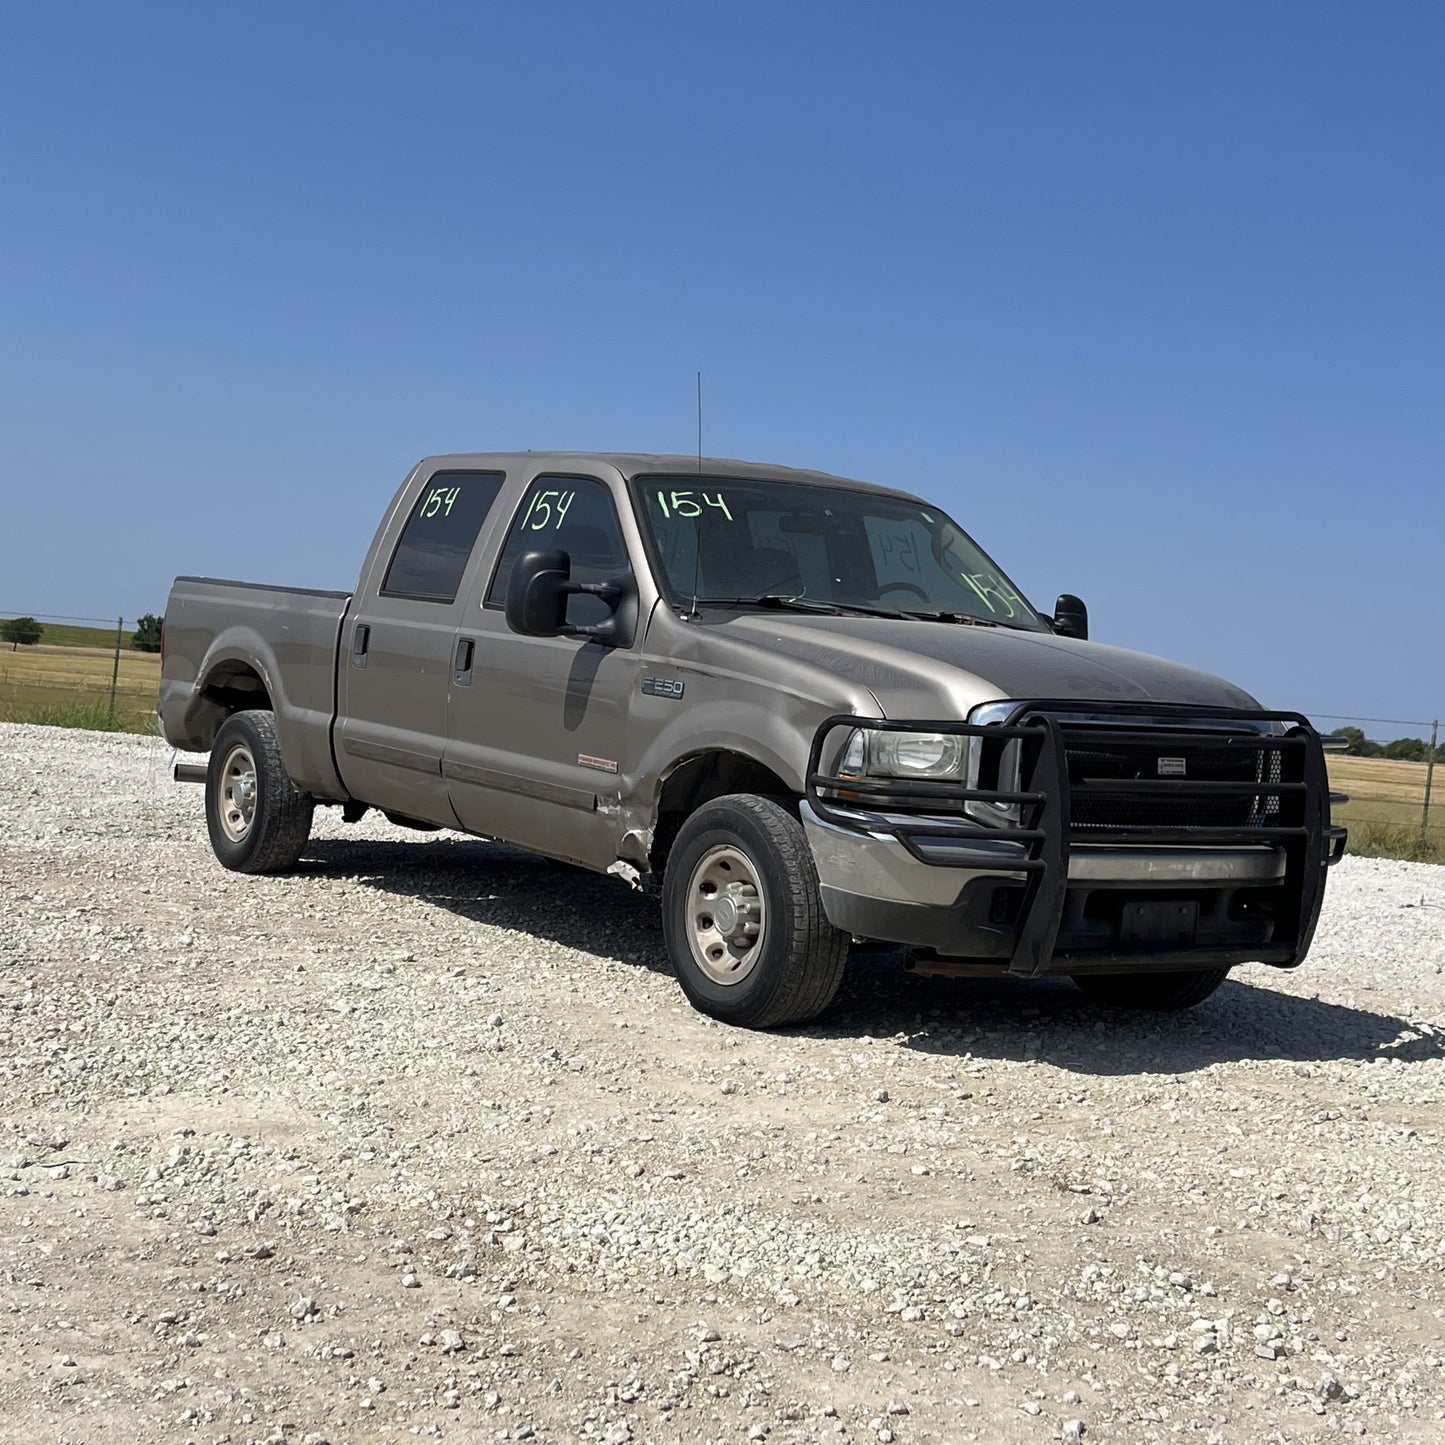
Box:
382;471;505;602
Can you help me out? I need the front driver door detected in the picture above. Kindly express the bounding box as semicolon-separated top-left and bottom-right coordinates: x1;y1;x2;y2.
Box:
444;474;639;867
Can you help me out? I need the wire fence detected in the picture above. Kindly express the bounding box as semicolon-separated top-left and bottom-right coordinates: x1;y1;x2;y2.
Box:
0;610;160;730
0;608;1440;858
1304;712;1441;862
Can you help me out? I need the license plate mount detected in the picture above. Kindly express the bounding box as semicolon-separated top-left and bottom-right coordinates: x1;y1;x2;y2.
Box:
1121;899;1199;948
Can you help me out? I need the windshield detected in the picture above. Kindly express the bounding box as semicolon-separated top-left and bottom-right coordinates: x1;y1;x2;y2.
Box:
631;476;1046;630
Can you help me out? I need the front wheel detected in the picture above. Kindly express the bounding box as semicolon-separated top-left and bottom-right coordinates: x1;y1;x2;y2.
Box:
1071;968;1231;1011
205;710;314;873
662;794;848;1029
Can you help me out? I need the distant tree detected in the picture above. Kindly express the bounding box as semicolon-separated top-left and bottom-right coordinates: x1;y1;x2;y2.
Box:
1336;726;1384;758
1383;737;1429;763
1338;726;1368;755
132;613;163;652
1;615;42;651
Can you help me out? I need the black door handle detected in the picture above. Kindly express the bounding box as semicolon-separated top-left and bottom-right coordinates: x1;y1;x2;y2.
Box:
352;623;370;668
454;636;475;686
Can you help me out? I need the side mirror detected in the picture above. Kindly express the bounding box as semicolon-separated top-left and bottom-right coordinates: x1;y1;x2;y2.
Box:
1053;593;1088;640
506;549;573;637
504;548;626;643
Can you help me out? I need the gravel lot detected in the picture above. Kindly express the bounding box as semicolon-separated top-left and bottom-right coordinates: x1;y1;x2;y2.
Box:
2;723;1443;1445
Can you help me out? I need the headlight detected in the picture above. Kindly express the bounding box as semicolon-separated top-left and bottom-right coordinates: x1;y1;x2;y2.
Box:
838;728;965;780
832;705;1024;825
870;730;966;778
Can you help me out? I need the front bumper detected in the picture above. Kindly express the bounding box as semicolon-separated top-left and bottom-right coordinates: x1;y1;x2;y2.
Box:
803;703;1345;977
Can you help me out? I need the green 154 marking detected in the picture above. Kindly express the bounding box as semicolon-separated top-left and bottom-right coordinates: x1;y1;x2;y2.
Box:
523;489;576;530
655;490;733;521
962;571;1025;619
420;484;461;519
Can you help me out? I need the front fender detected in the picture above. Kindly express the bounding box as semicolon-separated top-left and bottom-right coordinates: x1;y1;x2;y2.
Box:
617;661;881;870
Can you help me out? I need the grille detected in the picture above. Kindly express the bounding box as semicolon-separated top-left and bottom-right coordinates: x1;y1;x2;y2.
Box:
1063;732;1285;832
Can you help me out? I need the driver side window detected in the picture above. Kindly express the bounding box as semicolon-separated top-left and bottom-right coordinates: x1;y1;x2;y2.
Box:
487;476;630;627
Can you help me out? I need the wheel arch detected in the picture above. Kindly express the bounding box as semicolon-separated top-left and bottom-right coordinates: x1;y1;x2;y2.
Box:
648;748;796;876
179;630;347;802
199;655;275;716
174;653;277;753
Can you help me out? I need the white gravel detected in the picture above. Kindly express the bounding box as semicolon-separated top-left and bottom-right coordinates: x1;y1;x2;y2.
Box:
1;722;1442;1444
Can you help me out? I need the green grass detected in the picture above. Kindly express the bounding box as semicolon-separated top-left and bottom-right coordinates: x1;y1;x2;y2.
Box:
1342;819;1444;865
0;681;157;734
1;619;137;649
0;696;151;733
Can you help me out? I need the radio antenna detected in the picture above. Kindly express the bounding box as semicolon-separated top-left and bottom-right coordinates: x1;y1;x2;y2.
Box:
688;372;703;616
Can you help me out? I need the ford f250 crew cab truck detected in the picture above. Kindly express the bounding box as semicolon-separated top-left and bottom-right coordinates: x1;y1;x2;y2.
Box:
160;452;1346;1028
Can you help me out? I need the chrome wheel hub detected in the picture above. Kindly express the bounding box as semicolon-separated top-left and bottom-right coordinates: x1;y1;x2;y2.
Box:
685;845;766;986
217;743;258;843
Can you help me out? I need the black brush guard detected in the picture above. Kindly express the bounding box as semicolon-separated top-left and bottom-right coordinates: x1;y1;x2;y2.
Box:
806;701;1345;978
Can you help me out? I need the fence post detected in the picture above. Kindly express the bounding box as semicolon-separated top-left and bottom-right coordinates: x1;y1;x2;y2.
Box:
109;616;123;718
1423;719;1439;849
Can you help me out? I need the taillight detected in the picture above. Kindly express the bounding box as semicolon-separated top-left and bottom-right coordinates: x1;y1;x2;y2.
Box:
160;619;166;667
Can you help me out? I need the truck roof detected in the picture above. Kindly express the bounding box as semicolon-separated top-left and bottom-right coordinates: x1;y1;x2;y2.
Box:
413;452;920;501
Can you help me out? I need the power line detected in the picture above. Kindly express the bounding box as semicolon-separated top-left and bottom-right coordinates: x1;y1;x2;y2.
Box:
0;611;138;626
1304;711;1437;729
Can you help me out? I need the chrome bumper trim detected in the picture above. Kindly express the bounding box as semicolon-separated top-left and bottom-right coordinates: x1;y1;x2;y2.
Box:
1067;844;1287;884
800;801;1025;911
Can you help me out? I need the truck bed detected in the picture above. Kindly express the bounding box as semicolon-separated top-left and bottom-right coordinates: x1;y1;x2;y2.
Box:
158;575;352;799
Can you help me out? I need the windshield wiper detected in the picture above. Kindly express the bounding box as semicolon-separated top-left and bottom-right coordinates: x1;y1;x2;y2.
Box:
900;609;1006;628
697;595;909;620
759;595;911;620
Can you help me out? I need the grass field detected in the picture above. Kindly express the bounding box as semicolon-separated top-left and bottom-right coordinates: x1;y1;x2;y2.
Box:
0;645;160;733
1327;753;1442;863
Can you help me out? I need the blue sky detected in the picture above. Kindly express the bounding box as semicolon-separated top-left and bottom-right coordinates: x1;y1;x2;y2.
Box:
1;2;1440;731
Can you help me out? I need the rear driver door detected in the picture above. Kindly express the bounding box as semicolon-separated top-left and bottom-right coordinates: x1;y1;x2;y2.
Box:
336;469;506;823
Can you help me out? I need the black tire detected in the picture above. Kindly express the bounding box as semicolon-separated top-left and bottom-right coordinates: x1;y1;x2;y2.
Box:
662;794;848;1029
205;710;314;873
1071;968;1231;1011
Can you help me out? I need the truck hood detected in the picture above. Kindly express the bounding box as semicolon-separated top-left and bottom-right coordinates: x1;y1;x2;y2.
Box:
712;612;1261;718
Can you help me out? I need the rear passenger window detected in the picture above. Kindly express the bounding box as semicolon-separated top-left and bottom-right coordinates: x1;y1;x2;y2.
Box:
382;471;505;602
487;477;630;627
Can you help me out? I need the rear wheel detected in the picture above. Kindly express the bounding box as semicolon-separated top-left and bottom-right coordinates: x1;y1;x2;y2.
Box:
206;710;314;873
662;794;848;1028
1071;968;1231;1011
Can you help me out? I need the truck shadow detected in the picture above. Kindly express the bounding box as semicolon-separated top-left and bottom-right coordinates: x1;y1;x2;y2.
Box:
302;836;1443;1078
300;836;675;979
827;954;1445;1076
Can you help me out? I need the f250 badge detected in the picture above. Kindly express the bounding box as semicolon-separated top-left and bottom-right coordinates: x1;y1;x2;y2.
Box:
642;677;685;700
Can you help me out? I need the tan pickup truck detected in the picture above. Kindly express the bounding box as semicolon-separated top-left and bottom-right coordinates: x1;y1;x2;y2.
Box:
159;452;1346;1028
